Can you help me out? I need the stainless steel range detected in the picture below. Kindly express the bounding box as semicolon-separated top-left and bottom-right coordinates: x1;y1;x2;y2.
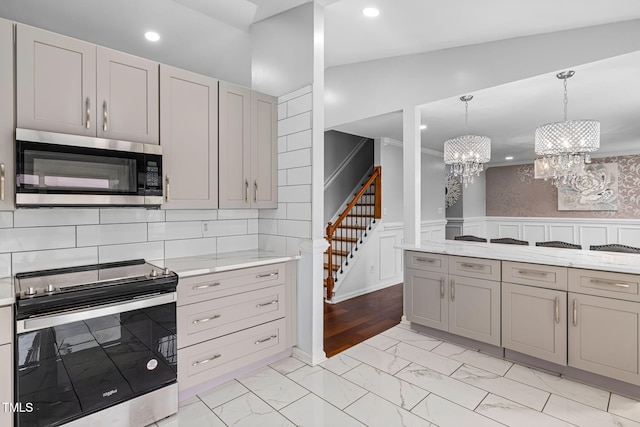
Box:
14;259;178;427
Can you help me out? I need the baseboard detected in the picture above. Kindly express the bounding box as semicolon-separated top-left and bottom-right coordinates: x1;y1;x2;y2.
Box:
330;280;402;304
293;346;327;366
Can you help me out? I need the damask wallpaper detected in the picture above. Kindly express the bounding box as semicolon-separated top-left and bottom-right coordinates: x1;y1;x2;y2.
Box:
486;154;640;218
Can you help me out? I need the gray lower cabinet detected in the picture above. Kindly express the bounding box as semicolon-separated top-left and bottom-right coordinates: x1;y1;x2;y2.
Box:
0;305;12;427
568;292;640;385
502;282;567;365
405;268;447;330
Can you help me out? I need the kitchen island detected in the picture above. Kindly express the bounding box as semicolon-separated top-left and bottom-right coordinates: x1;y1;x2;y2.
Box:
400;240;640;397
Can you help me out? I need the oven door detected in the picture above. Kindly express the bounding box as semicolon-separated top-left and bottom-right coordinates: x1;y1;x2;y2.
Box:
15;293;177;427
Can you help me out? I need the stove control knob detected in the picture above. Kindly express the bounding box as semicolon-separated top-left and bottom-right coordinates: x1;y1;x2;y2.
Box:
163;268;170;276
25;287;37;296
45;284;56;293
150;269;158;278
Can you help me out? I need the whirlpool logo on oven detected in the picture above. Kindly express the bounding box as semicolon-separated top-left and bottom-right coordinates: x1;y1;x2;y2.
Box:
102;389;118;398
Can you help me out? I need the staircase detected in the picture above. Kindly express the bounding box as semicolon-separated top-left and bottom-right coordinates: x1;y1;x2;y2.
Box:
324;166;381;301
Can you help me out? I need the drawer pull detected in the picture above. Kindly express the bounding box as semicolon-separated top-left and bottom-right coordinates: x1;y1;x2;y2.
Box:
416;258;436;264
192;282;220;290
192;314;220;324
573;299;578;327
554;297;560;324
450;279;455;301
255;335;277;345
192;354;221;366
461;262;485;270
256;272;278;279
256;299;278;308
589;279;631;288
518;269;548;277
440;278;445;299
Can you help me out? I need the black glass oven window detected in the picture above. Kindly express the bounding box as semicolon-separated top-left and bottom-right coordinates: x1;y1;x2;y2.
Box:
16;303;176;427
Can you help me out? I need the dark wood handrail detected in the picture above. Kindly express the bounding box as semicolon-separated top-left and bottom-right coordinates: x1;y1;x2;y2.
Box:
325;166;381;299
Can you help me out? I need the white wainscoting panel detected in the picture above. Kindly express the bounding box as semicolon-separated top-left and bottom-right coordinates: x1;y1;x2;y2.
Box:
549;225;575;243
379;234;399;280
497;224;519;239
580;226;609;249
618;227;640;246
522;225;545;244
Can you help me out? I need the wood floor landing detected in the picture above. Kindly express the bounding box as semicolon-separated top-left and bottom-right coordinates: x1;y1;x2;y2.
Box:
323;283;403;358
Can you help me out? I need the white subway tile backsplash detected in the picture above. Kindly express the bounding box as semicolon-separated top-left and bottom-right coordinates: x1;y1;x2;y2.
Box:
259;235;287;253
287;167;312;185
0;254;10;277
77;223;148;247
286;237;303;254
287;130;312;151
278;169;287;185
278;111;311;137
165;210;218;222
278;220;311;239
100;209;165;224
202;219;248;237
287;93;312;117
259;219;278;235
218;210;259;220
148;221;203;241
287;203;312;221
259;204;287;220
13;247;98;274
99;242;164;264
217;234;258;253
278;103;287;121
14;209;98;227
165;237;217;259
278;136;287;153
248;219;259;234
0;227;76;253
278;85;311;103
0;212;12;228
279;149;311;170
279;185;311;203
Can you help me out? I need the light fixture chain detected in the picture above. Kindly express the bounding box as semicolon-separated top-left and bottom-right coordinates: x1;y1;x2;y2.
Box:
563;76;569;121
464;99;469;132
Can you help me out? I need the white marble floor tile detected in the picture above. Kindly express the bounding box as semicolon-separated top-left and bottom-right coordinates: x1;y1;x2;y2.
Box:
178;395;201;407
476;394;573;427
286;365;367;409
198;379;249;409
237;366;309;410
381;326;442;351
345;393;435;427
363;333;399;350
213;392;295;427
505;364;610;410
452;364;550;411
343;342;411;374
610;394;640;423
395;363;488;410
320;353;361;376
279;393;365;427
433;341;513;376
387;342;463;375
157;400;226;427
270;356;307;375
342;363;429;409
411;393;504;427
544;394;640;427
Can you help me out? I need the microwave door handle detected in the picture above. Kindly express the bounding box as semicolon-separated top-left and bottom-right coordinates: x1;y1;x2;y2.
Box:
0;163;4;201
86;97;91;129
165;175;170;202
103;100;108;132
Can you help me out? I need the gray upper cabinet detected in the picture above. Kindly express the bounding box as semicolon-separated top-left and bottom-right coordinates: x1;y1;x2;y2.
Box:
17;24;159;144
160;65;218;209
219;82;277;209
0;18;14;211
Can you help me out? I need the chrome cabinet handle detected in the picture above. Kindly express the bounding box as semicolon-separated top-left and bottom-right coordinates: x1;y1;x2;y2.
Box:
416;258;436;264
103;100;108;131
256;299;278;308
518;269;548;277
192;282;220;290
255;335;277;345
461;262;485;270
256;272;278;279
192;354;221;366
450;279;455;301
254;180;258;202
192;314;220;324
86;97;91;129
165;175;170;202
440;278;445;299
245;179;249;202
573;299;578;327
0;163;4;201
590;279;631;288
554;296;560;324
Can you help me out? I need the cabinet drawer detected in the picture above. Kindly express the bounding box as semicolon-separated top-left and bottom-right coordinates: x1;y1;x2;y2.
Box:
405;251;448;274
0;306;12;345
449;256;501;281
177;263;284;306
178;285;285;349
503;261;568;291
569;269;640;302
178;318;287;391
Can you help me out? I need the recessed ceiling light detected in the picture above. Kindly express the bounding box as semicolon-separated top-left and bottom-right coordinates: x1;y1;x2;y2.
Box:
420;125;427;130
362;7;380;17
145;31;160;42
505;156;514;160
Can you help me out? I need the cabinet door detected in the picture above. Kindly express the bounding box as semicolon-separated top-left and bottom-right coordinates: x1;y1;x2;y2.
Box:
250;91;277;208
16;24;96;136
0;18;14;210
97;47;159;144
405;268;448;331
0;344;12;427
448;274;501;346
219;82;251;208
569;293;640;385
502;282;566;365
160;65;218;209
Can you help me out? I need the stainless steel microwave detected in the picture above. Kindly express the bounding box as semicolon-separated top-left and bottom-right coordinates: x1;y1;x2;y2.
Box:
15;128;163;207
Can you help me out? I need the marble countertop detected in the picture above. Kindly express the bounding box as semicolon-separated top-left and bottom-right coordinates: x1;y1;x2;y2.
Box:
0;277;14;306
399;240;640;275
163;250;301;278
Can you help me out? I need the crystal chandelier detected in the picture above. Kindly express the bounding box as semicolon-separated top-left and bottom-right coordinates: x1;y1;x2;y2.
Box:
443;95;491;187
534;70;600;187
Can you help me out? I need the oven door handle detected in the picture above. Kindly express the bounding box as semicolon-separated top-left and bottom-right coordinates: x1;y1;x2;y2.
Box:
17;292;176;334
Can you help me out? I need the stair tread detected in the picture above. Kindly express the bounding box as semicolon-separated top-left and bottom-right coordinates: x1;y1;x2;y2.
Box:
337;225;367;230
347;214;375;217
325;249;349;256
333;236;358;243
323;263;340;271
356;203;375;206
